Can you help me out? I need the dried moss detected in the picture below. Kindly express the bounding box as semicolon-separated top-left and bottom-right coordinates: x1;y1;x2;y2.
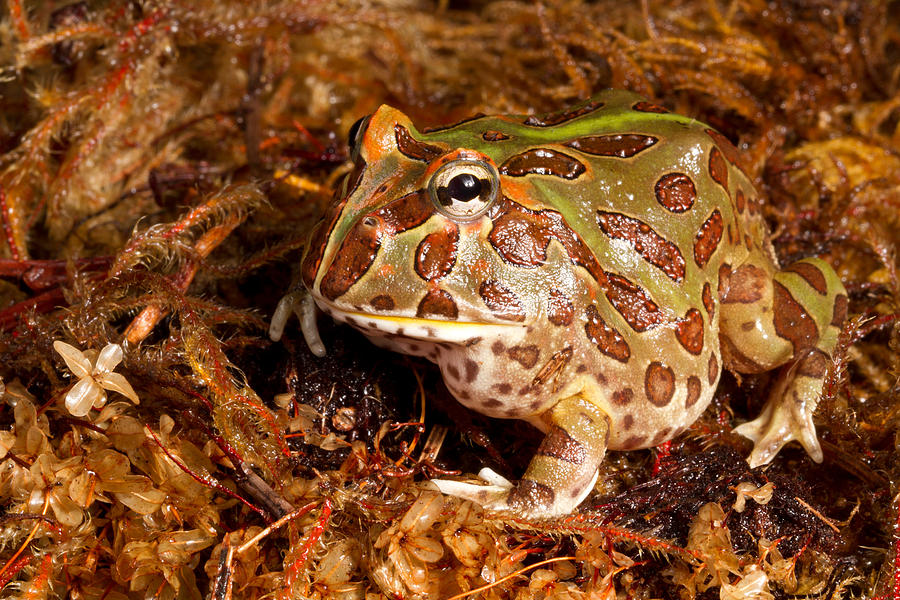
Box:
0;0;897;598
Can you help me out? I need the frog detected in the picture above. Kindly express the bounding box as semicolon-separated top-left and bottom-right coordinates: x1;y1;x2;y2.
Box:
272;89;848;518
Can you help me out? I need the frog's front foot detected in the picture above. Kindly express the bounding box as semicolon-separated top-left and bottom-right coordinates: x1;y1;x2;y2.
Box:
269;288;326;356
431;468;513;512
433;395;609;518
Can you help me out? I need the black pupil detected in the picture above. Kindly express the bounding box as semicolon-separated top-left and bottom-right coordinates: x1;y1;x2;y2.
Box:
447;173;483;202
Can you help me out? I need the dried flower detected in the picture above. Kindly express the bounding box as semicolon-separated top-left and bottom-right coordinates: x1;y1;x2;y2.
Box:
720;565;774;600
53;341;139;417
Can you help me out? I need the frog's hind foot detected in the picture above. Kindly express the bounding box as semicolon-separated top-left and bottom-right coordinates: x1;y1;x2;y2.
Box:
733;350;830;468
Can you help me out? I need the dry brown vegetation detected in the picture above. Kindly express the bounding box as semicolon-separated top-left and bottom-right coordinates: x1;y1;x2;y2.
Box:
0;0;897;598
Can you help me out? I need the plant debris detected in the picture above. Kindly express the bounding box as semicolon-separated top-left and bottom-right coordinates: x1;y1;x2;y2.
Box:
0;1;897;598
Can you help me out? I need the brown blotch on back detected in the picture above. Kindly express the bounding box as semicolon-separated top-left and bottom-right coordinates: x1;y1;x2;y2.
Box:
488;197;609;287
524;100;604;126
655;173;696;213
645;361;676;407
772;281;820;354
500;148;586;179
605;272;665;332
612;388;634;406
417;288;458;320
702;282;716;319
492;382;513;395
708;353;719;385
565;134;657;158
708;146;729;190
597;211;686;282
693;209;725;268
685;375;702;408
415;227;459;282
394;124;443;161
537;426;586;464
482;130;510;141
491;340;506;355
706;128;749;176
796;348;830;379
831;294;848;326
508;344;540;369
785;262;828;295
585;304;631;362
632;101;669;113
547;289;575;326
482;397;503;408
479;280;527;322
622;414;634;430
446;364;460;381
675;308;705;355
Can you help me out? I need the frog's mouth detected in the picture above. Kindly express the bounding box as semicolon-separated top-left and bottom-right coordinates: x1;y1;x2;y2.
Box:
316;299;527;344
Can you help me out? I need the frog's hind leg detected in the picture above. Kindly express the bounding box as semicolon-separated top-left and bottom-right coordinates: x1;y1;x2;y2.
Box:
432;395;609;518
718;251;847;468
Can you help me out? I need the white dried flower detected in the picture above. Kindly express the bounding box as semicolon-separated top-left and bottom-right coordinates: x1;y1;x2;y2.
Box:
720;565;773;600
53;341;139;417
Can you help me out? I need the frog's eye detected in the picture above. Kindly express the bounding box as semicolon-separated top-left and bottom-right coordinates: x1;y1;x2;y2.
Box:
347;115;371;159
429;160;499;220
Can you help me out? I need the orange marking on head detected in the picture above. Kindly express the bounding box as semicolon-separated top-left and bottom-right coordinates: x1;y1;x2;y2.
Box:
379;264;395;277
500;177;540;207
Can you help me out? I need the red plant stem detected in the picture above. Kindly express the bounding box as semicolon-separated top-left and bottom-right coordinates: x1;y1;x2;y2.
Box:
7;0;30;40
0;186;21;261
0;553;32;588
280;498;333;598
0;256;112;290
0;288;65;331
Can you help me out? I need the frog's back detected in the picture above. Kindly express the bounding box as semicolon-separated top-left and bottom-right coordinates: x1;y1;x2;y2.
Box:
408;90;771;449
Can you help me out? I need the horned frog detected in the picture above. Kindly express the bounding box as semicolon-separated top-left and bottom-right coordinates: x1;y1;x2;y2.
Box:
271;90;847;518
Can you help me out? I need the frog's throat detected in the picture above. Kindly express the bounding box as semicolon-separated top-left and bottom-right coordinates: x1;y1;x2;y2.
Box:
318;302;527;343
